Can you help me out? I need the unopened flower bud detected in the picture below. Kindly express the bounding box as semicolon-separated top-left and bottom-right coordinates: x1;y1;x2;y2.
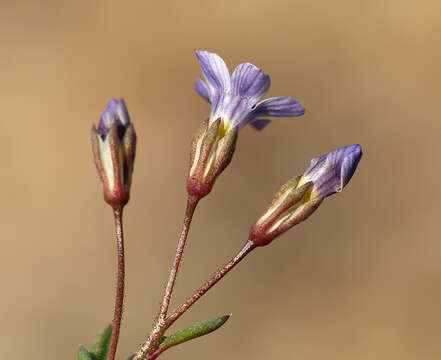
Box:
91;99;136;208
187;118;238;199
296;144;362;199
249;144;362;246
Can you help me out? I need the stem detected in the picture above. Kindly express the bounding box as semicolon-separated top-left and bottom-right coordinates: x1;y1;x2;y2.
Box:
136;240;256;360
159;196;199;320
146;348;164;360
165;240;256;328
107;206;125;360
133;196;199;360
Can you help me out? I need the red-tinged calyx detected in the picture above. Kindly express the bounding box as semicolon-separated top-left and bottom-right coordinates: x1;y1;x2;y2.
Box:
187;118;238;199
91;100;136;209
249;176;324;247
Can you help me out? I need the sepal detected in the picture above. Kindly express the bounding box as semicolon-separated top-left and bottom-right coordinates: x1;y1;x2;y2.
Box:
249;178;322;246
187;118;238;199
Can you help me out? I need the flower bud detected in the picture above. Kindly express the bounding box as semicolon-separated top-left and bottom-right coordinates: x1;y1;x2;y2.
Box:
91;99;136;208
187;118;238;199
296;144;362;200
249;144;362;246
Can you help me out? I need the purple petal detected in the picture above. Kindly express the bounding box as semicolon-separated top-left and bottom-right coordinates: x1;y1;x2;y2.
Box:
303;144;362;198
231;63;270;102
194;78;210;102
254;97;305;117
112;99;130;125
195;51;231;93
249;118;271;131
335;144;363;192
98;98;130;136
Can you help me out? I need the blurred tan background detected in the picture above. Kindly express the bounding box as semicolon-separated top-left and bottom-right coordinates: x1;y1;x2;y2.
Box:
1;0;441;359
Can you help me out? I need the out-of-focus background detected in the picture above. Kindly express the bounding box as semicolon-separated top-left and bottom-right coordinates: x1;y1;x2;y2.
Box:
1;0;441;359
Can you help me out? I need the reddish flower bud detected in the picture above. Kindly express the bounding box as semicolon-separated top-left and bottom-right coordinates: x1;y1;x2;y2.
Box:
91;99;136;208
249;144;362;247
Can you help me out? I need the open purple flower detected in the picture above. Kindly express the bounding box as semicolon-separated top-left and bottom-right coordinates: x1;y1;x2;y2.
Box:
194;50;305;133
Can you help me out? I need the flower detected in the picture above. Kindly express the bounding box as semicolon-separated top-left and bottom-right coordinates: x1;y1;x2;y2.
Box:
91;99;136;208
249;144;362;246
194;50;305;134
187;51;305;200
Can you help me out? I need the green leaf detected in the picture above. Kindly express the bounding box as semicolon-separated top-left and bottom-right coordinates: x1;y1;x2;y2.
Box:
78;345;93;360
89;324;113;360
160;315;230;351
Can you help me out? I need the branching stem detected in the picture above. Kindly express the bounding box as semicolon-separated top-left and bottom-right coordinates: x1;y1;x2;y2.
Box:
165;240;255;327
134;196;199;360
139;240;256;360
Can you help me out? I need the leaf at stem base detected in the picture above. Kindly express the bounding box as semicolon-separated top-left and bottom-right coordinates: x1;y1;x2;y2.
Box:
78;345;93;360
160;315;230;351
90;324;113;360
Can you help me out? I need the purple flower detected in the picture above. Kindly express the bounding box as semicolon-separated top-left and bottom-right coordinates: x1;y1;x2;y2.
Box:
298;144;362;199
194;51;305;133
97;98;131;139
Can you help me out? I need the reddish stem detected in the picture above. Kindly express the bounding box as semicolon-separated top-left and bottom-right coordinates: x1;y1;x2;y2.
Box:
107;206;125;360
134;196;199;360
165;240;256;327
159;196;199;320
139;241;256;360
146;348;164;360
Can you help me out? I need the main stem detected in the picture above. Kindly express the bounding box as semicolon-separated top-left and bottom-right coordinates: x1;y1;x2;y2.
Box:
107;206;125;360
165;240;256;327
134;196;199;360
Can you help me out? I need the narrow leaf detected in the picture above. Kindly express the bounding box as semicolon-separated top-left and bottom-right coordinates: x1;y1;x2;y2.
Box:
89;324;113;360
78;345;93;360
160;315;230;350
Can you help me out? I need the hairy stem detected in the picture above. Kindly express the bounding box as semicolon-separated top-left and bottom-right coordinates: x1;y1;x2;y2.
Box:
160;196;199;320
107;206;125;360
165;240;256;327
146;348;164;360
134;196;199;360
137;241;256;360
